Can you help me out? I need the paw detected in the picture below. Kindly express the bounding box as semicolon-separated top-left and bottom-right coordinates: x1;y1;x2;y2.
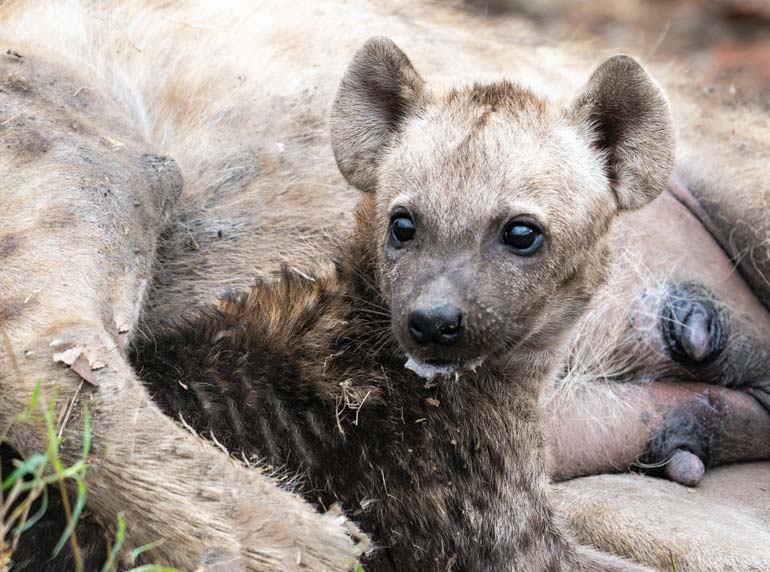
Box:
228;484;368;572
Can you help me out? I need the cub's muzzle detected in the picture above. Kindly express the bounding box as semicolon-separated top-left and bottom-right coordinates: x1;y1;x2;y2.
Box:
408;304;465;346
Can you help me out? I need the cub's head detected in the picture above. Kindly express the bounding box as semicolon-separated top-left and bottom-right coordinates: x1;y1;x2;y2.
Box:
331;37;674;379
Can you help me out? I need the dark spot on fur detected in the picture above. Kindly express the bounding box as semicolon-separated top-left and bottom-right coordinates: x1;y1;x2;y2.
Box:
0;300;24;322
39;206;79;231
214;162;259;195
2;73;30;93
141;153;173;173
6;128;52;163
65;118;94;137
0;233;22;258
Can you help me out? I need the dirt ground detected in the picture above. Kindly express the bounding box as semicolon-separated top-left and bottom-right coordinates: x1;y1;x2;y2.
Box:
466;0;770;97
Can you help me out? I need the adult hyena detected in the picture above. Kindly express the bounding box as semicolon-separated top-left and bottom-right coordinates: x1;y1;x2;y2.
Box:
0;6;361;572
0;1;768;571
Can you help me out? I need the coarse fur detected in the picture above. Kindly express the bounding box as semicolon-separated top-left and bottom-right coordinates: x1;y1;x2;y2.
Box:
0;4;367;569
129;57;664;564
0;1;768;571
132;35;670;571
133;263;653;572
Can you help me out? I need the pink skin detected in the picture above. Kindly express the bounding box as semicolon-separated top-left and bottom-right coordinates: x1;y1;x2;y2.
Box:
546;186;770;485
667;450;704;487
585;190;770;346
546;382;770;483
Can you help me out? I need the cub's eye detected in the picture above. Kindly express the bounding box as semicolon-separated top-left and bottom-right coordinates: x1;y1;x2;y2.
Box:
502;221;543;255
390;215;416;247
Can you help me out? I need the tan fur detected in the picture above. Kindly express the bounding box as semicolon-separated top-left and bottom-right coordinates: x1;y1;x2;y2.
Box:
0;19;361;572
0;1;767;570
329;37;671;382
324;37;670;567
555;464;770;571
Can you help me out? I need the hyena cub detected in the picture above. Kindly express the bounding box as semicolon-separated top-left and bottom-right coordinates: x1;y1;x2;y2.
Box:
135;38;672;571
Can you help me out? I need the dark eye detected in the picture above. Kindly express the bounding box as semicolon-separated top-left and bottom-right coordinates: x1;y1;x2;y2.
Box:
502;221;543;255
390;215;416;247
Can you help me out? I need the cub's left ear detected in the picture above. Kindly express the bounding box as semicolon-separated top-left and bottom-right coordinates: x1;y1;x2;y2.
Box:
569;55;674;211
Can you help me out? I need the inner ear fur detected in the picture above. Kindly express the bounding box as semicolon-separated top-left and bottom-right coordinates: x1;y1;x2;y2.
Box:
569;54;675;211
330;36;426;192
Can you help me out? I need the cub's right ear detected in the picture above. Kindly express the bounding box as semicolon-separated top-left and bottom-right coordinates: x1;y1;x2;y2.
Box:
330;36;427;192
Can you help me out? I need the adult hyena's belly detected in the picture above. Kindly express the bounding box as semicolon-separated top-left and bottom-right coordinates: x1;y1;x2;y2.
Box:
591;187;770;388
546;187;770;484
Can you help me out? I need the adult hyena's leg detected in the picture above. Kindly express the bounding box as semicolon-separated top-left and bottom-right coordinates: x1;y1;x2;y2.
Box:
0;49;360;570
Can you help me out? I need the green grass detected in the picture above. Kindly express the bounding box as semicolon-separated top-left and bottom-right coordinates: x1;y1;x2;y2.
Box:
2;383;362;572
1;382;179;572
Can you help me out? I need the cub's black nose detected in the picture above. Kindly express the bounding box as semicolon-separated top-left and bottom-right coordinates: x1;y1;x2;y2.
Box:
408;305;465;346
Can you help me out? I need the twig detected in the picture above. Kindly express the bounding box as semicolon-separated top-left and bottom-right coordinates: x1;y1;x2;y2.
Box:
58;380;84;439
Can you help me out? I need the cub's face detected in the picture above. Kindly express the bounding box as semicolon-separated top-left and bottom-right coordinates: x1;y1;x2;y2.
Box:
373;89;615;375
331;38;673;378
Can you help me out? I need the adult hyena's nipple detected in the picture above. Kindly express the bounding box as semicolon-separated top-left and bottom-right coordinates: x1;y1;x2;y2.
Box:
661;282;728;366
